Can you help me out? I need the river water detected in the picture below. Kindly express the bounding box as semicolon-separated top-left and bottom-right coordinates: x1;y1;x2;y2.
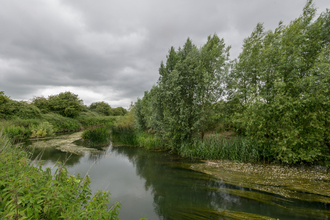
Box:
26;137;329;220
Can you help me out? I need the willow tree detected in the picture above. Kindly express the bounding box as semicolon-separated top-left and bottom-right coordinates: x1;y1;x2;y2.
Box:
135;35;229;149
232;0;330;163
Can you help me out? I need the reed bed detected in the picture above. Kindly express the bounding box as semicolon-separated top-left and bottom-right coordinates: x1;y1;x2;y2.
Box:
82;127;111;147
179;135;271;163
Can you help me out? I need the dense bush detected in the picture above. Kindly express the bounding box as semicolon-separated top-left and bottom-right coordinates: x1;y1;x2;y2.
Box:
32;96;50;114
30;121;55;138
77;116;116;129
48;92;84;118
42;113;81;132
89;102;112;116
0;133;121;219
111;107;127;116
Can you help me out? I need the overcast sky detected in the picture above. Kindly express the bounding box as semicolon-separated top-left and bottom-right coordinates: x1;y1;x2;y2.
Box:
0;0;329;108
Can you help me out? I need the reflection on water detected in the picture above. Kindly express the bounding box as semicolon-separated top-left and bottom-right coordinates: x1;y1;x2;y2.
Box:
27;141;329;220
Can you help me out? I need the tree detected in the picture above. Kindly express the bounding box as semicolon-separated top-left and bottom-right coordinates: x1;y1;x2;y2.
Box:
48;92;84;118
89;101;112;116
32;96;50;113
135;35;230;149
112;107;127;116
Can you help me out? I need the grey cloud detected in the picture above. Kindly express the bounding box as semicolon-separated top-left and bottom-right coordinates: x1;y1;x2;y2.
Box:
0;0;328;107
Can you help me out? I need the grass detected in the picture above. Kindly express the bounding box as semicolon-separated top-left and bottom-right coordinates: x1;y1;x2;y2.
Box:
82;127;111;147
77;115;116;129
179;135;271;163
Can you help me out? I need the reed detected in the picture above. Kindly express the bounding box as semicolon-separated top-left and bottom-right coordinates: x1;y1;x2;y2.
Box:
82;127;111;147
179;135;271;163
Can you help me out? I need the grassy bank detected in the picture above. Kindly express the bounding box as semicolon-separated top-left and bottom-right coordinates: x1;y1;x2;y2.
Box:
0;132;121;219
111;127;271;163
0;113;117;143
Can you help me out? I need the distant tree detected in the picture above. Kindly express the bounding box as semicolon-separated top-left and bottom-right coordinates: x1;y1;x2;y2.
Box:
48;92;84;118
32;96;50;113
89;101;112;116
112;107;127;116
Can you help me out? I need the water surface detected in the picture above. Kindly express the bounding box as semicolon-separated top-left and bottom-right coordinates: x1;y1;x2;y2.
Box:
27;139;329;220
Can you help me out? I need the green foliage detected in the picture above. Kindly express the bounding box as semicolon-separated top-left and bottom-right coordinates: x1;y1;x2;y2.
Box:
31;122;55;138
112;107;127;116
41;113;81;132
4;125;26;141
0;133;121;220
179;135;270;163
134;35;230;149
48;91;84;118
77;115;116;129
0;97;41;120
112;126;138;146
226;1;330;164
82;127;111;147
89;102;112;116
32;96;50;114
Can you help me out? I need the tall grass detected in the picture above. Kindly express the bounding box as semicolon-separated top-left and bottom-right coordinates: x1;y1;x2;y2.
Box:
82;127;111;147
179;135;272;163
112;126;138;146
77;116;116;129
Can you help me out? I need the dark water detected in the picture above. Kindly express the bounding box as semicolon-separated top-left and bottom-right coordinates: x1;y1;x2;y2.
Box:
27;143;329;220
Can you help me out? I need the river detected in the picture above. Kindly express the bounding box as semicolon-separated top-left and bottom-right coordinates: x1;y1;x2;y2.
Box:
25;133;330;220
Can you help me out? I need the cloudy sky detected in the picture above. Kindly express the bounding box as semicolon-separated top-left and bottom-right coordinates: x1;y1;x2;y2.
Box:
0;0;329;108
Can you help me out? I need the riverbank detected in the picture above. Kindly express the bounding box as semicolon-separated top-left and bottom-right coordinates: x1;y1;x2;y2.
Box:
0;132;121;219
189;160;330;204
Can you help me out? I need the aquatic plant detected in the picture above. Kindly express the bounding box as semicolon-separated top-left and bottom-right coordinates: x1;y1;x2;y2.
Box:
82;127;111;147
179;135;271;163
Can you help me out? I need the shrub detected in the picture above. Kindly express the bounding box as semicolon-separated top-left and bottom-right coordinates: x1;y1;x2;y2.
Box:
42;113;81;132
89;102;112;116
0;133;121;219
30;121;55;138
48;92;84;118
32;96;50;113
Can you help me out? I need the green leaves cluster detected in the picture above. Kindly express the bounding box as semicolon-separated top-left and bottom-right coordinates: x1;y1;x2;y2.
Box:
228;0;330;163
133;1;330;164
32;92;84;118
0;134;120;219
89;102;112;116
134;35;230;149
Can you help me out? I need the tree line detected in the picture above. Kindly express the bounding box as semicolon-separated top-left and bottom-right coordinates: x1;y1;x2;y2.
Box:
0;91;127;119
133;1;330;164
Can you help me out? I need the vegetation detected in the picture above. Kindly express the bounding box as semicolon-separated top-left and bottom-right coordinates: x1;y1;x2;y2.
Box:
0;132;121;219
125;1;330;165
89;102;113;116
0;90;126;142
82;127;111;147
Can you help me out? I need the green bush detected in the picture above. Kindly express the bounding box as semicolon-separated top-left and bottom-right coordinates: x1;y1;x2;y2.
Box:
31;121;55;138
0;133;121;219
42;113;81;132
77;116;116;129
4;125;26;141
89;102;112;116
32;96;50;113
82;127;111;147
48;92;84;118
